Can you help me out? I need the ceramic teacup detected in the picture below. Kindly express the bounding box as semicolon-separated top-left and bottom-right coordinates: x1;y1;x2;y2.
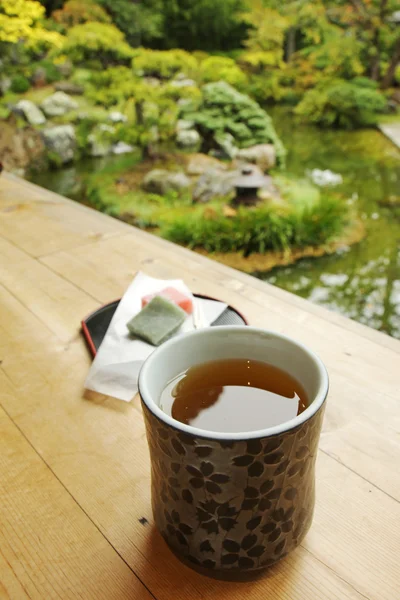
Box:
139;327;328;576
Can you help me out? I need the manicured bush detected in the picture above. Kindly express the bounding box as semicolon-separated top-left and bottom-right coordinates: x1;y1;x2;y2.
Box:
295;78;387;129
182;81;286;164
132;48;198;80
199;56;247;89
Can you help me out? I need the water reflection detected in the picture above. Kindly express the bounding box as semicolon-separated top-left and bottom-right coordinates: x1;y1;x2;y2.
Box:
258;108;400;339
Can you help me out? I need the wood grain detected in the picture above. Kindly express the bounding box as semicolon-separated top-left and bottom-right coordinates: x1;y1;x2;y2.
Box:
0;406;153;600
1;173;400;600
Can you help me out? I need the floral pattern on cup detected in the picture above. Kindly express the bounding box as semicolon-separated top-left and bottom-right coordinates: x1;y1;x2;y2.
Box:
142;401;325;573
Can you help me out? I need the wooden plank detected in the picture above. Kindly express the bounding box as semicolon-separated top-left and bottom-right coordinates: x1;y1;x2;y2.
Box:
0;174;121;257
0;236;99;342
0;405;154;600
0;286;398;600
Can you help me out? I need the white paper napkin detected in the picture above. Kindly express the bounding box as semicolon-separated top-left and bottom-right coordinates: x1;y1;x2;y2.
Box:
84;272;227;401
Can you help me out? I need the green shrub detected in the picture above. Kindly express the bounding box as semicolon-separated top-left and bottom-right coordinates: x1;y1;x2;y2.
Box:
53;0;112;28
199;56;247;89
61;22;134;67
182;81;286;164
84;66;136;106
239;51;282;73
35;60;62;83
10;75;30;94
295;78;387;128
164;82;202;103
162;195;348;256
132;48;198;80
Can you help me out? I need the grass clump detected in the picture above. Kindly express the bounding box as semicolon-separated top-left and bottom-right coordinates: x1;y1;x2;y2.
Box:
161;195;348;257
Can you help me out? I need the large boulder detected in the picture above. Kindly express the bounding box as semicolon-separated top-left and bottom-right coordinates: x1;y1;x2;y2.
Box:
186;153;228;176
176;129;201;149
109;111;127;123
0;119;45;175
56;60;73;78
214;132;238;159
41;91;78;117
177;119;195;131
236;144;276;172
54;81;84;95
42;125;76;164
112;141;136;155
15;100;46;126
193;169;237;203
142;169;191;195
0;77;11;94
87;124;114;157
171;78;197;88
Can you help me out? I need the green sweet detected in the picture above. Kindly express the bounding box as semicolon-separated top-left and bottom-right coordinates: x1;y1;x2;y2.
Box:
127;296;186;346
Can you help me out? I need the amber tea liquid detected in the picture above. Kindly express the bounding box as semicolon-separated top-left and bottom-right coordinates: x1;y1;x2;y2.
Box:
160;358;309;433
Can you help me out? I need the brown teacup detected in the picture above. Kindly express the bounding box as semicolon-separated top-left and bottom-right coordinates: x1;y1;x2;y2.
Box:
139;327;328;576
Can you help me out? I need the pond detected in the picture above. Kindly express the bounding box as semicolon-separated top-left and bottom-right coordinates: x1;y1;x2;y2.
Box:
28;110;400;339
258;108;400;339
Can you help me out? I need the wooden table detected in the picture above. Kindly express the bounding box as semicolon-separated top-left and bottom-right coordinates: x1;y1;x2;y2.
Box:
1;172;399;600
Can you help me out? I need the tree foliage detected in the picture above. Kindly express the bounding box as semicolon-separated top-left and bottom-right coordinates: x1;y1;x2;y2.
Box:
98;0;164;47
52;0;111;29
160;0;249;51
61;21;133;66
0;0;64;52
295;77;387;128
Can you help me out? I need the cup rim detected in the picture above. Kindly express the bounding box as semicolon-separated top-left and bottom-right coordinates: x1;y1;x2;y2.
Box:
138;326;329;440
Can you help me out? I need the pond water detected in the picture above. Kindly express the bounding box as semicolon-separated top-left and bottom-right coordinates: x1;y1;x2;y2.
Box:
258;108;400;339
28;110;400;338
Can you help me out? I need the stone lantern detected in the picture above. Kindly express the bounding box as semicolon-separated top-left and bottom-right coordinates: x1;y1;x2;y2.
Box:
232;165;269;206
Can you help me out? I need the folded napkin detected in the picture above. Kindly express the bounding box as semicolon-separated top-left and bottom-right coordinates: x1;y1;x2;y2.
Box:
84;272;227;401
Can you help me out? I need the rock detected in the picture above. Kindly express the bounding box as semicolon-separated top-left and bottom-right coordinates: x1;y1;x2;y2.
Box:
214;132;238;159
87;124;114;157
109;111;127;123
15;100;46;126
142;169;191;195
42;125;76;164
170;78;196;88
0;77;11;94
143;77;161;87
176;129;201;149
56;60;73;78
236;144;276;172
54;81;84;95
308;168;343;187
177;119;195;131
41;92;78;117
31;67;47;88
177;98;192;109
112;141;136;155
186;153;227;176
0;118;45;174
193;169;237;203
